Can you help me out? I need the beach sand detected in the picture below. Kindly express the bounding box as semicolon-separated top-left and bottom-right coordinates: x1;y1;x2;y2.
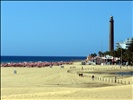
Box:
1;63;133;100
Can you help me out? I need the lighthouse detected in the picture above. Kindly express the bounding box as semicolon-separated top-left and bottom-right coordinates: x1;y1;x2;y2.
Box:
109;16;114;52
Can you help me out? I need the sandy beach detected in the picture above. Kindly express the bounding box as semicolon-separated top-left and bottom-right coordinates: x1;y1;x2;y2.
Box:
1;62;133;100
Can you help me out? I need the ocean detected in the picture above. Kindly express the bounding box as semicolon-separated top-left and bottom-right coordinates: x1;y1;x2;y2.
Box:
1;56;86;63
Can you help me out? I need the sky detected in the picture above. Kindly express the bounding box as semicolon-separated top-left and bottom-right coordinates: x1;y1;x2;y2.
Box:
1;1;133;56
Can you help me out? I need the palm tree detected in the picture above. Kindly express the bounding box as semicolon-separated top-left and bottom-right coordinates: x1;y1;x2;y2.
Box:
90;53;97;57
121;39;133;65
103;51;111;56
98;51;104;57
122;50;133;65
128;39;133;52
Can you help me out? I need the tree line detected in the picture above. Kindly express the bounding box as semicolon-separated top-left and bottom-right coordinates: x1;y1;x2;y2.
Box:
90;40;133;65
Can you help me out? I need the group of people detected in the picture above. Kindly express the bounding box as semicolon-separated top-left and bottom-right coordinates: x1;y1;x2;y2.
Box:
78;66;118;82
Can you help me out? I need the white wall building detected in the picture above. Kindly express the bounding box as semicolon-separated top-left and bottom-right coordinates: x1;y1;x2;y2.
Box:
116;38;133;49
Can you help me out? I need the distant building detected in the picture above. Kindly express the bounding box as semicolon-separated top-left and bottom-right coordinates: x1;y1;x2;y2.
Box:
86;55;120;65
116;38;133;49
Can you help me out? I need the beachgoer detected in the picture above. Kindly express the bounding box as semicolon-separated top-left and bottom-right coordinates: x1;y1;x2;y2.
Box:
14;70;17;74
115;76;116;83
92;75;94;81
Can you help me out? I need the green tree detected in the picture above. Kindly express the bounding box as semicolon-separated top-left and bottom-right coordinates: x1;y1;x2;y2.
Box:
103;51;111;56
92;38;133;65
113;48;126;57
122;50;133;65
98;51;104;57
128;39;133;52
125;39;133;65
90;53;97;57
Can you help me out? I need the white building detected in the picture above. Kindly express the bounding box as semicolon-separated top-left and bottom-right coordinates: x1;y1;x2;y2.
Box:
116;38;133;49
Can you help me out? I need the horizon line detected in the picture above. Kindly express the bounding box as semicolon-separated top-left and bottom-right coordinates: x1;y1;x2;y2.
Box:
1;55;87;57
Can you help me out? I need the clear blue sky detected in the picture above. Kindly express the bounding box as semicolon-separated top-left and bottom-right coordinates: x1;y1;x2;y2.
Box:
1;1;133;56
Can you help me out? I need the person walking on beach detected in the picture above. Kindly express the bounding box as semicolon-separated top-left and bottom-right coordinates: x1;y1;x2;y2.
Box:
115;76;117;83
14;70;17;74
92;75;94;81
